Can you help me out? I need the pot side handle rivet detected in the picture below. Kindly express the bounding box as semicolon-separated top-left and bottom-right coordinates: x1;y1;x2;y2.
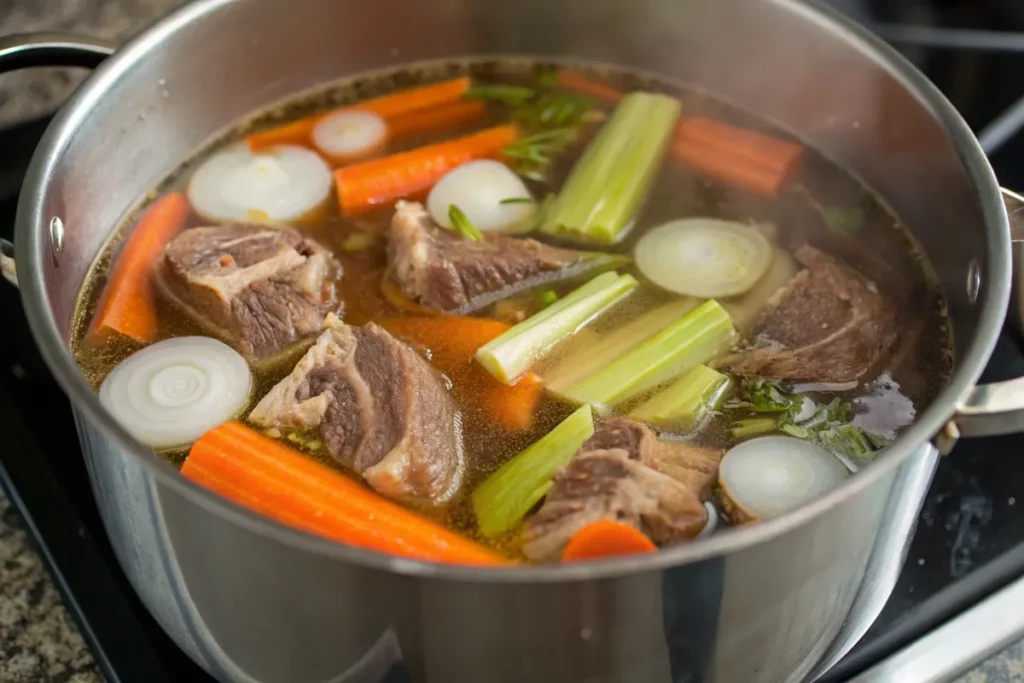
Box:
49;216;64;265
0;238;16;288
934;420;961;456
967;258;981;304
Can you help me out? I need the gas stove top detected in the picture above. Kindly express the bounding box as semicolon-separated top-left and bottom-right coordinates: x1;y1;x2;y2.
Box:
4;2;1024;681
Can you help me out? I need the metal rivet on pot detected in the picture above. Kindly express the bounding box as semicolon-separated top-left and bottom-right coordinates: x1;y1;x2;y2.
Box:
0;238;16;288
966;258;981;304
50;216;64;265
934;420;961;456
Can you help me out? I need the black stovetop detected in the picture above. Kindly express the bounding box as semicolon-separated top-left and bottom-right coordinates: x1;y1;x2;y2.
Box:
4;2;1024;681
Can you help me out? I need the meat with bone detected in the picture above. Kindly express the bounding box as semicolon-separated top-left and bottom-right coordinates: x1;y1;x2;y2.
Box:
523;418;721;561
387;200;584;312
249;315;465;506
154;223;343;362
718;245;898;383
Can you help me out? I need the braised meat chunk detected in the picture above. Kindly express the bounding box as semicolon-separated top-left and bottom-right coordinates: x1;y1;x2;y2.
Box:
523;418;722;561
718;245;898;383
249;315;465;505
154;224;343;361
388;201;584;312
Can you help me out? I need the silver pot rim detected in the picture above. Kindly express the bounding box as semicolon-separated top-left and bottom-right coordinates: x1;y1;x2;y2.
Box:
14;0;1011;582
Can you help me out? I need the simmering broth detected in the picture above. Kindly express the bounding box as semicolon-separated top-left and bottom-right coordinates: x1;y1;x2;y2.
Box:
71;59;951;563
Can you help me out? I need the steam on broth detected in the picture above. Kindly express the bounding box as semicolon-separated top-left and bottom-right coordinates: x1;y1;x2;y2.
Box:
71;59;952;565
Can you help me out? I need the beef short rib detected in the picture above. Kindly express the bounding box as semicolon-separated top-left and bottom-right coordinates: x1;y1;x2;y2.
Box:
155;224;343;361
387;201;583;312
718;245;898;383
249;315;465;506
523;418;721;561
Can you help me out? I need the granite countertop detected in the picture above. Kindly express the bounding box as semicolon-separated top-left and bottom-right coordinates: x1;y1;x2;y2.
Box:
0;2;1022;682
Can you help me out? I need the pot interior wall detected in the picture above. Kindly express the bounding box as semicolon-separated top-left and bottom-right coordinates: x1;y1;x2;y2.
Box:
28;0;988;379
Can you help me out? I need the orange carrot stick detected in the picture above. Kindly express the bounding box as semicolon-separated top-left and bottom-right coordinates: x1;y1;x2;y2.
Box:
334;124;519;215
380;278;437;315
247;77;473;151
673;117;805;197
182;422;509;566
387;100;487;140
86;192;191;345
556;71;625;102
378;316;543;431
562;520;657;562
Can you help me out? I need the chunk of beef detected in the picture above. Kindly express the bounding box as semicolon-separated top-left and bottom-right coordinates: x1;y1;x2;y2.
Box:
249;315;464;505
523;450;707;562
155;224;343;362
718;245;898;383
387;201;583;312
522;418;722;561
583;418;721;499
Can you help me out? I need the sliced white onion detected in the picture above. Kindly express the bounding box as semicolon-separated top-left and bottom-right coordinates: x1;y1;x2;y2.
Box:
697;501;719;538
427;160;535;233
719;436;848;522
99;337;252;449
312;109;388;163
188;143;332;223
635;218;774;298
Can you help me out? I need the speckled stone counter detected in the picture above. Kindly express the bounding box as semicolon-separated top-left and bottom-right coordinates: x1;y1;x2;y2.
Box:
0;496;100;682
1;1;1023;682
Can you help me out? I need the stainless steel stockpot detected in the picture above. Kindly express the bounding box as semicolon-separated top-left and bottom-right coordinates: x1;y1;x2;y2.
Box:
3;1;1024;681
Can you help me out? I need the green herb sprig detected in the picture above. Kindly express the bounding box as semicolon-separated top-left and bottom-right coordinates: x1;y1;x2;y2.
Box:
724;378;884;460
463;72;601;182
448;205;483;241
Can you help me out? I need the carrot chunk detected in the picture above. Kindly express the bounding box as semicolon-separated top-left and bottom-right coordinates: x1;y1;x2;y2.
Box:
378;316;543;431
182;422;510;566
386;100;487;140
333;125;519;215
86;192;190;345
673;117;805;197
562;520;657;562
556;71;626;102
246;77;473;151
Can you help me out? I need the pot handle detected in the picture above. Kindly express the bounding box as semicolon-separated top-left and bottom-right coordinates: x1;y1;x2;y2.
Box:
949;188;1024;441
0;32;115;288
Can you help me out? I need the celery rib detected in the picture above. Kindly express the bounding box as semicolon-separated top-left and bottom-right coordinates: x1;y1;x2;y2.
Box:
630;365;731;427
475;272;637;384
472;405;595;537
540;92;681;245
543;298;698;394
561;299;736;410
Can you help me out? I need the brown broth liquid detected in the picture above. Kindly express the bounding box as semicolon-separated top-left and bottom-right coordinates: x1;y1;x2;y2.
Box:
70;59;953;559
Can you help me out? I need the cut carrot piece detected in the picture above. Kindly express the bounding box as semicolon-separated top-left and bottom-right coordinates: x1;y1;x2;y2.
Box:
334;124;519;215
380;278;437;315
358;77;472;119
562;520;657;562
378;315;543;431
488;372;543;432
246;118;320;152
86;192;191;345
387;100;487;140
673;117;805;197
247;77;473;151
556;71;625;102
182;422;509;566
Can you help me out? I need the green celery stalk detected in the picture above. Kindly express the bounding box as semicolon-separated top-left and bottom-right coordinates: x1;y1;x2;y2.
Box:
540;92;681;244
543;298;698;394
561;299;736;409
475;272;637;384
630;365;731;427
731;417;778;439
472;405;595;537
